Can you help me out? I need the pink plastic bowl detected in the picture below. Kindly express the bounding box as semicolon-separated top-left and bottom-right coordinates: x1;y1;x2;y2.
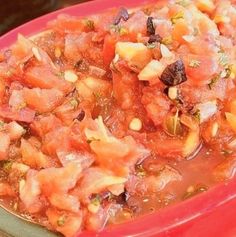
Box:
1;0;236;236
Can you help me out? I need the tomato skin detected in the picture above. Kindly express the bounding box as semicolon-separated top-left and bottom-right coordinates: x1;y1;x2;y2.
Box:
103;34;117;68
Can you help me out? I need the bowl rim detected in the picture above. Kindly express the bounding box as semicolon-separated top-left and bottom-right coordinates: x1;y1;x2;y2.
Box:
0;0;236;236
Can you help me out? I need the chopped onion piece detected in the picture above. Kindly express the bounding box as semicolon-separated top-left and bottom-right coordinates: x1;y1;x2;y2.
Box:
138;60;165;81
54;47;62;58
211;122;219;137
32;47;42;61
195;101;217;123
183;129;200;158
64;70;78;83
129;118;142;131
182;35;195;42
168;87;178;100
160;44;174;58
89;66;106;78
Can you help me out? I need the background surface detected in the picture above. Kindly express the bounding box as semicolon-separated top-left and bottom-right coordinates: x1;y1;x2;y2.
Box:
0;0;91;35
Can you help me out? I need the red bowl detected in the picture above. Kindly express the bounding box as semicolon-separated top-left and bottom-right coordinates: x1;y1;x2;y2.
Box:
1;0;236;236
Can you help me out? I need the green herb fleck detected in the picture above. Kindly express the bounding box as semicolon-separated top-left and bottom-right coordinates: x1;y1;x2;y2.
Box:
17;102;27;111
93;92;102;100
193;109;201;122
189;59;201;68
87;137;100;144
146;42;157;49
136;164;146;177
161;36;173;45
55;71;64;78
171;12;184;24
91;194;101;206
119;27;128;36
110;24;128;36
1;161;12;172
83;19;95;30
221;65;232;79
218;51;229;67
70;99;79;108
221;149;233;156
6;69;14;77
57;215;66;227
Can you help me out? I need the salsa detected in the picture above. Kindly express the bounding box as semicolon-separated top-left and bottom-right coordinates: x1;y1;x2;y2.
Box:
0;0;236;236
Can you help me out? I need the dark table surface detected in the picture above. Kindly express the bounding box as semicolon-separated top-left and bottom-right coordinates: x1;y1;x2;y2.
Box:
0;0;91;36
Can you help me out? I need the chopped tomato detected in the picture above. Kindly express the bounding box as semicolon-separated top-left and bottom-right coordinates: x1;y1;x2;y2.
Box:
30;114;62;138
19;170;42;213
46;208;82;237
1;1;236;236
5;121;25;140
142;86;170;126
23;88;64;113
0;132;10;160
21;139;54;169
182;54;219;85
0;105;35;123
36;163;82;196
0;182;15;196
24;66;73;94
